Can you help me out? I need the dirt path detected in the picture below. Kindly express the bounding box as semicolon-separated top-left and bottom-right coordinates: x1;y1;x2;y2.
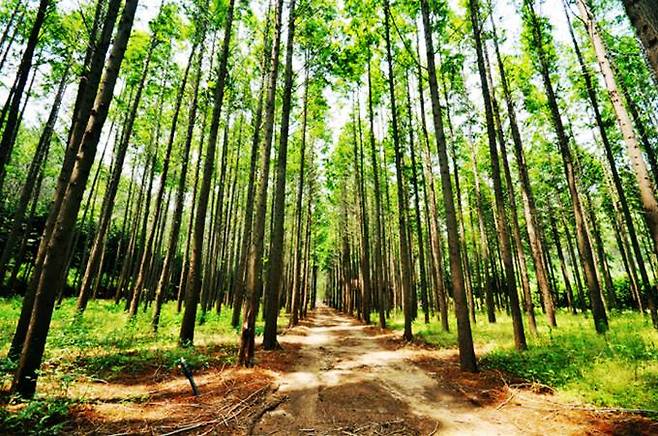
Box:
252;307;647;435
68;306;654;435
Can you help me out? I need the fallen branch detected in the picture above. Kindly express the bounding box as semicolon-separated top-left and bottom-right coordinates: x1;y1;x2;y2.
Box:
496;389;516;410
246;394;288;435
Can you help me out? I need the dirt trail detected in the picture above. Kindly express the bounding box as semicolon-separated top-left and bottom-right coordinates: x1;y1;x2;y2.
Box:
253;307;643;435
68;306;654;435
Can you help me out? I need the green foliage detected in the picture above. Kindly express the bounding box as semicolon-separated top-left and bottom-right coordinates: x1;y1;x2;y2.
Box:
0;298;239;387
0;398;72;435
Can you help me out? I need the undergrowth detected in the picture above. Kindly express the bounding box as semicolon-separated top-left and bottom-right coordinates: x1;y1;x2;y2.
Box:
0;297;247;432
390;308;658;411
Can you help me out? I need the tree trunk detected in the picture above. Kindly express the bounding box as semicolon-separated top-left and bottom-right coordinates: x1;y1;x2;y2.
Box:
179;0;236;346
526;0;608;333
231;7;273;328
153;42;204;331
577;0;658;327
420;0;477;371
0;0;50;187
7;0;121;362
622;0;658;82
238;0;284;366
485;49;538;335
0;67;68;284
406;75;429;324
11;0;138;398
130;47;193;318
290;60;309;328
77;42;156;313
264;0;297;348
367;57;387;329
383;0;413;342
470;0;526;350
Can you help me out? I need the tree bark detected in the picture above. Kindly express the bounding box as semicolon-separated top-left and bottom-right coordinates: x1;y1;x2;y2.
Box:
11;0;138;398
179;0;236;346
420;0;477;371
577;0;658;327
622;0;658;82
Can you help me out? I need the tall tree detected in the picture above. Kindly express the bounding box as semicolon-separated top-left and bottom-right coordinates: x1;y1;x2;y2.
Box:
576;0;658;327
383;0;413;341
11;0;139;398
264;0;297;347
420;0;477;371
470;0;526;351
0;0;51;189
238;0;284;366
524;0;608;333
179;0;236;346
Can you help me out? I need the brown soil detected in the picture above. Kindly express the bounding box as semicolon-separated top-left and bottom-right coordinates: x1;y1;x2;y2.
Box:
68;306;656;435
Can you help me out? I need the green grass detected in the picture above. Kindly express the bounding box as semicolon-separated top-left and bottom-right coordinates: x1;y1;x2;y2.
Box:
0;298;262;392
389;309;658;411
0;297;291;433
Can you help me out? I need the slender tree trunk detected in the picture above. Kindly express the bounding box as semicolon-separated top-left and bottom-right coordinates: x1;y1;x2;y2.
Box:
0;0;50;187
238;0;283;366
0;2;22;75
415;37;449;330
290;61;309;328
405;75;429;324
470;0;526;350
549;214;577;314
383;0;413;342
231;8;273;327
179;0;236;345
153;43;204;331
420;0;477;371
7;0;121;361
264;0;297;347
577;0;658;327
367;58;387;329
486;54;538;334
0;68;68;283
526;0;608;333
77;43;156;313
130;47;192;318
11;0;138;398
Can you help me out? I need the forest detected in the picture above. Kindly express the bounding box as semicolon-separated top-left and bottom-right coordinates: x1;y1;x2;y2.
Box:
1;0;658;433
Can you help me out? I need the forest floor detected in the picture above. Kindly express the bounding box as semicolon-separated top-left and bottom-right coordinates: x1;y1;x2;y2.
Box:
60;306;656;435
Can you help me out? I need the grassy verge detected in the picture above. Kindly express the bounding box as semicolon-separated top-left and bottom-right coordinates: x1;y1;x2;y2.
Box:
1;296;287;433
389;309;658;411
1;298;240;388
